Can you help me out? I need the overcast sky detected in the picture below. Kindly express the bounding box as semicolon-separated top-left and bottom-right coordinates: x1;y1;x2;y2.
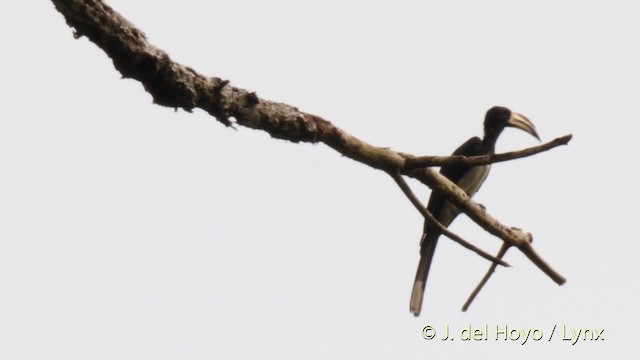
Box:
2;0;639;358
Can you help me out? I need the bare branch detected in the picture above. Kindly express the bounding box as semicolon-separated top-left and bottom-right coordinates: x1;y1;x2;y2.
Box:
51;0;407;171
462;235;566;311
518;241;567;285
390;172;509;267
50;0;567;308
407;168;566;286
462;243;510;311
403;134;572;170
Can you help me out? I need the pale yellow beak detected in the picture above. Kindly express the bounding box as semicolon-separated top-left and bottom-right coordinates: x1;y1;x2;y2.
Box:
507;112;540;141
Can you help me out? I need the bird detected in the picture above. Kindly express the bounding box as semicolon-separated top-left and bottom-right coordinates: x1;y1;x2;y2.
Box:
409;106;540;317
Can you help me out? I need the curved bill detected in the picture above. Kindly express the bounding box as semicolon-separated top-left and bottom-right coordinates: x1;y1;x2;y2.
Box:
507;112;540;141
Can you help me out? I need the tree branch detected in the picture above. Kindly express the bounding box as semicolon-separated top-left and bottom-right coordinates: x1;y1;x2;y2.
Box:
462;243;510;311
390;171;509;267
402;134;572;170
50;0;567;309
461;235;566;311
407;168;566;286
51;0;406;171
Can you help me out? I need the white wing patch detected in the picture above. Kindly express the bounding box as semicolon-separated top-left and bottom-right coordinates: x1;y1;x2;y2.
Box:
457;164;491;198
436;165;491;228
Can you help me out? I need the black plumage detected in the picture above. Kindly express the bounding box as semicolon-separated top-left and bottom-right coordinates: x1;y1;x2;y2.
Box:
410;106;539;316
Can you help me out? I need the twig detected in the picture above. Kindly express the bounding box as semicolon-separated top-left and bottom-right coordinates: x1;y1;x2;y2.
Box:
518;241;566;285
462;243;510;311
390;171;509;267
403;134;572;170
407;168;565;285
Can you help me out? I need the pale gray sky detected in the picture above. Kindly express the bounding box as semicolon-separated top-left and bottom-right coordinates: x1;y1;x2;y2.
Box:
2;0;638;358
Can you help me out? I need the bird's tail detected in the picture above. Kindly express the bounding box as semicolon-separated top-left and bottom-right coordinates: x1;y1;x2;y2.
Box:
410;237;438;317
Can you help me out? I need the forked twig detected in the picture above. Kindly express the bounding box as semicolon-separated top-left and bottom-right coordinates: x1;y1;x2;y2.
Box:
462;243;510;311
390;171;509;267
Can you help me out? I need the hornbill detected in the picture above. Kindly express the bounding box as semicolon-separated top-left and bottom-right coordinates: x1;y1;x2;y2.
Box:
410;106;539;317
